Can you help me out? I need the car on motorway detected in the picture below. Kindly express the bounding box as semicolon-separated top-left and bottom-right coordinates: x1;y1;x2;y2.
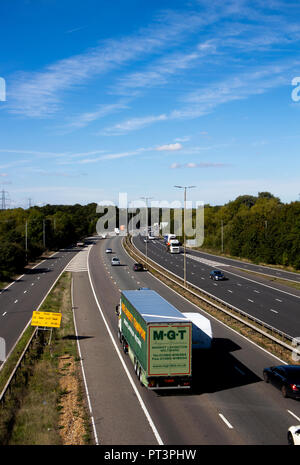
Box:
287;425;300;446
133;263;144;271
111;257;121;266
288;425;300;445
263;365;300;399
209;270;225;281
105;248;112;253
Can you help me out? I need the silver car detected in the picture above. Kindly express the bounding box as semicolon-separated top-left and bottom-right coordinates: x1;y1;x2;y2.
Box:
111;257;120;266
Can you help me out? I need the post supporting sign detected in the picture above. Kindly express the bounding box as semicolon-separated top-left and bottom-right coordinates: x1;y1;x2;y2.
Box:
31;311;62;345
0;337;5;362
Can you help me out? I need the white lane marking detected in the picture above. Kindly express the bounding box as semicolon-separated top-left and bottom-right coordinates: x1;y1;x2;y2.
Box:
254;290;260;293
287;410;300;422
234;366;245;376
270;309;278;314
71;277;99;446
248;299;254;303
2;312;7;316
24;290;27;294
14;300;18;304
127;242;288;369
276;298;282;302
87;246;163;446
219;413;233;429
228;289;233;293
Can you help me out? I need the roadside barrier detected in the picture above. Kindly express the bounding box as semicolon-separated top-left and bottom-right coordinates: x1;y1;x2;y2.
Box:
124;235;300;363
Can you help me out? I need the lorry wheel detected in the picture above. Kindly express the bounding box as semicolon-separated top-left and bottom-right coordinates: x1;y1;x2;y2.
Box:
123;341;127;353
137;366;142;385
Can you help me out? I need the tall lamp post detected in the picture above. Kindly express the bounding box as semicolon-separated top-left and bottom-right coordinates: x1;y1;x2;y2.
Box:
140;196;153;269
174;185;196;287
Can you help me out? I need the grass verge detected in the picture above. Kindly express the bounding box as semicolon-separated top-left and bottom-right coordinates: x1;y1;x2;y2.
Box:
0;272;92;445
230;266;300;292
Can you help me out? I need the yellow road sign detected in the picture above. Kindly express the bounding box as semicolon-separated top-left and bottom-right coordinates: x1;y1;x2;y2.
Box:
31;311;62;328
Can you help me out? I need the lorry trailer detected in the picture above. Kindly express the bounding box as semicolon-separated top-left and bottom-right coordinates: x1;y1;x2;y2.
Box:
117;289;192;390
182;312;212;350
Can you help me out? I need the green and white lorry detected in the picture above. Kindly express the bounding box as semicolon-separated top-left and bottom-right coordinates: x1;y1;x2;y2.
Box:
117;289;193;390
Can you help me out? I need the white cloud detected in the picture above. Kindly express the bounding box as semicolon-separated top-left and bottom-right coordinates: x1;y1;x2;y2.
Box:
102;114;167;135
156;143;183;151
170;162;230;169
65;102;129;130
7;10;210;118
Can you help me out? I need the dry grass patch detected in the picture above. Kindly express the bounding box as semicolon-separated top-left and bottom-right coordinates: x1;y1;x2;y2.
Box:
58;355;86;445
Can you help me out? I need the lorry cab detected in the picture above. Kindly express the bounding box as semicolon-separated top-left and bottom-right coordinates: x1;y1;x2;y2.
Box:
169;245;180;253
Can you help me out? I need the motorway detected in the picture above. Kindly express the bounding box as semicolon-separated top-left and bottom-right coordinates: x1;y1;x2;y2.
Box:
72;235;300;445
184;247;300;284
0;246;79;359
132;236;300;339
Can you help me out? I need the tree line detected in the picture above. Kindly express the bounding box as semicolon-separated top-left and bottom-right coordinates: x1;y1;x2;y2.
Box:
0;203;98;281
200;192;300;270
0;192;299;282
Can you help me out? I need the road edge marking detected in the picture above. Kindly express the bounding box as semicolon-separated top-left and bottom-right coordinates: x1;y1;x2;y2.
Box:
87;244;164;446
71;276;99;445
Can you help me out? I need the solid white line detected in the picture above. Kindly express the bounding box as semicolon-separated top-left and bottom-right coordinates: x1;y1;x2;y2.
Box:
287;410;300;423
216;267;300;299
2;312;7;316
87;245;163;446
219;413;233;429
71;277;99;446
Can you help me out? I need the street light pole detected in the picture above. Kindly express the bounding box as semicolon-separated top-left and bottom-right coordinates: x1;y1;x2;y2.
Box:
174;185;196;287
140;196;153;269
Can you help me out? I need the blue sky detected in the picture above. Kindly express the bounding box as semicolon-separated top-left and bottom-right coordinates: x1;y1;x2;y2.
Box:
0;0;300;208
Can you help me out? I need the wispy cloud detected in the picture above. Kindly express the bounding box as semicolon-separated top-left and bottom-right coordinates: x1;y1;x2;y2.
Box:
64;102;130;130
104;58;299;135
101;114;168;135
156;143;183;151
170;162;230;169
7;10;210;118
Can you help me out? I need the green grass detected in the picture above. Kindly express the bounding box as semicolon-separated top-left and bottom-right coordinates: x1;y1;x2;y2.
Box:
0;272;92;445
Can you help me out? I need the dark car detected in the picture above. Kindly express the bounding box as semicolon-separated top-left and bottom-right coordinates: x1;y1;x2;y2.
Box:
210;270;225;281
263;365;300;399
133;263;144;271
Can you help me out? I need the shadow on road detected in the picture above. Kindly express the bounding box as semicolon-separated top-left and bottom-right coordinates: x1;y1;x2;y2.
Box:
157;337;262;397
62;335;94;341
24;267;51;275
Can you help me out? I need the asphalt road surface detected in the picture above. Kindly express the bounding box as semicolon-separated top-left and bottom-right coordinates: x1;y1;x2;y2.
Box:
133;236;300;339
185;247;300;283
71;236;300;445
0;246;79;360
